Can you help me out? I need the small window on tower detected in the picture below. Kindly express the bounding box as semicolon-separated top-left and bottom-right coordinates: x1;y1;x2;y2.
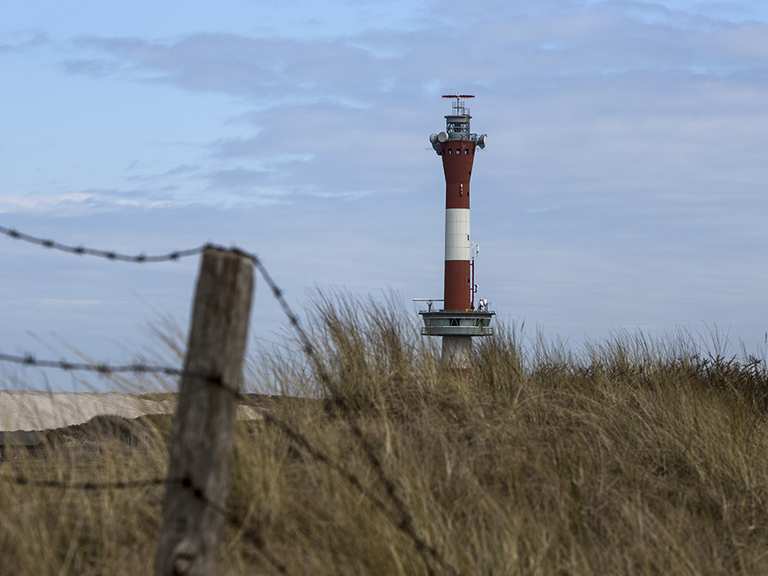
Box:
464;149;469;155
448;149;453;155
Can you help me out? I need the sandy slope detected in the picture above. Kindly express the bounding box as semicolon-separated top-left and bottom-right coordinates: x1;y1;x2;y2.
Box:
0;392;262;432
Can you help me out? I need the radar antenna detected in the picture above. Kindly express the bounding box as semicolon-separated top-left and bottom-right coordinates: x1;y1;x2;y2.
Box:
442;94;475;116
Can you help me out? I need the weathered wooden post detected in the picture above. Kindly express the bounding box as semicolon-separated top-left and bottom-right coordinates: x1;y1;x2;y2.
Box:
155;247;254;576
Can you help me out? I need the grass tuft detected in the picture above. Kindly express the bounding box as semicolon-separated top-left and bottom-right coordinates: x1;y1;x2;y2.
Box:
2;296;768;574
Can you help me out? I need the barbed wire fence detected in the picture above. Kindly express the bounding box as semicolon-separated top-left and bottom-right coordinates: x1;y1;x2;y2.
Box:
0;466;288;575
0;225;458;576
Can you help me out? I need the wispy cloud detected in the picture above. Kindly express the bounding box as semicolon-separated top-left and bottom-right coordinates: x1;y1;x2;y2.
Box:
126;163;200;182
49;2;768;216
0;191;175;215
0;31;47;54
65;33;389;103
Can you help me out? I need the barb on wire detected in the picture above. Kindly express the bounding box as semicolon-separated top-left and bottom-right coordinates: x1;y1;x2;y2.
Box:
0;224;205;263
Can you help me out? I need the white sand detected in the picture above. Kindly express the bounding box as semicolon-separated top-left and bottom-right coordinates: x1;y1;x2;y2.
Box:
0;392;262;432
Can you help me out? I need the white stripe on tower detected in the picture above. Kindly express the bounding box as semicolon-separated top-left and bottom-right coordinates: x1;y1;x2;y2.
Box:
445;208;471;261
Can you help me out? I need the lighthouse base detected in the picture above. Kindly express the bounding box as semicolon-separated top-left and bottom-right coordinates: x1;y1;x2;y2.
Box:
441;336;472;367
418;310;495;367
419;310;495;337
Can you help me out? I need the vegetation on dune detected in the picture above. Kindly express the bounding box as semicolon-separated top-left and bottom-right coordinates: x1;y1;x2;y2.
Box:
2;297;768;575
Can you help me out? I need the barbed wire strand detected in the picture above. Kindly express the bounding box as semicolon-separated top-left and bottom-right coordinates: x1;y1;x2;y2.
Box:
0;352;392;521
0;471;287;575
0;350;448;573
0;353;186;377
0;474;169;490
0;225;205;263
0;225;457;576
241;251;456;576
0;354;403;569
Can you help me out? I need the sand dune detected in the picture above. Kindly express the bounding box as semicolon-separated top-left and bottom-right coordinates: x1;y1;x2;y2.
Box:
0;392;262;432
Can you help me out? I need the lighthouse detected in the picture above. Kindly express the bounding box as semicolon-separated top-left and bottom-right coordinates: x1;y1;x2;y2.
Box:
418;95;494;364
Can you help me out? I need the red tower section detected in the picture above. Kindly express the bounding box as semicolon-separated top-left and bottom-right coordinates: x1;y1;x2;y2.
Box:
441;137;476;311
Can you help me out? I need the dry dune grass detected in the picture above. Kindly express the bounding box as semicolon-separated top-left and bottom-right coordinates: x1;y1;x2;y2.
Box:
2;296;768;575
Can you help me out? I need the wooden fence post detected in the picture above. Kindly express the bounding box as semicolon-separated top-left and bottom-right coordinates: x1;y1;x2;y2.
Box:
155;247;254;576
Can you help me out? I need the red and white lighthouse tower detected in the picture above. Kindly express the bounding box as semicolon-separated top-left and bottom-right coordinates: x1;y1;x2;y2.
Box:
419;95;494;363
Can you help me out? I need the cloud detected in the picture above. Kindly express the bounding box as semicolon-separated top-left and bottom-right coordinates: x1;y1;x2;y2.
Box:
56;1;768;214
0;31;47;54
0;181;302;214
0;190;176;215
60;5;768;117
61;58;122;78
126;163;200;182
203;167;272;189
47;2;768;284
66;33;390;103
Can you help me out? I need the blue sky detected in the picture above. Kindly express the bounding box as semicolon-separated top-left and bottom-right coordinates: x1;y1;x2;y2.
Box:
2;0;768;388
